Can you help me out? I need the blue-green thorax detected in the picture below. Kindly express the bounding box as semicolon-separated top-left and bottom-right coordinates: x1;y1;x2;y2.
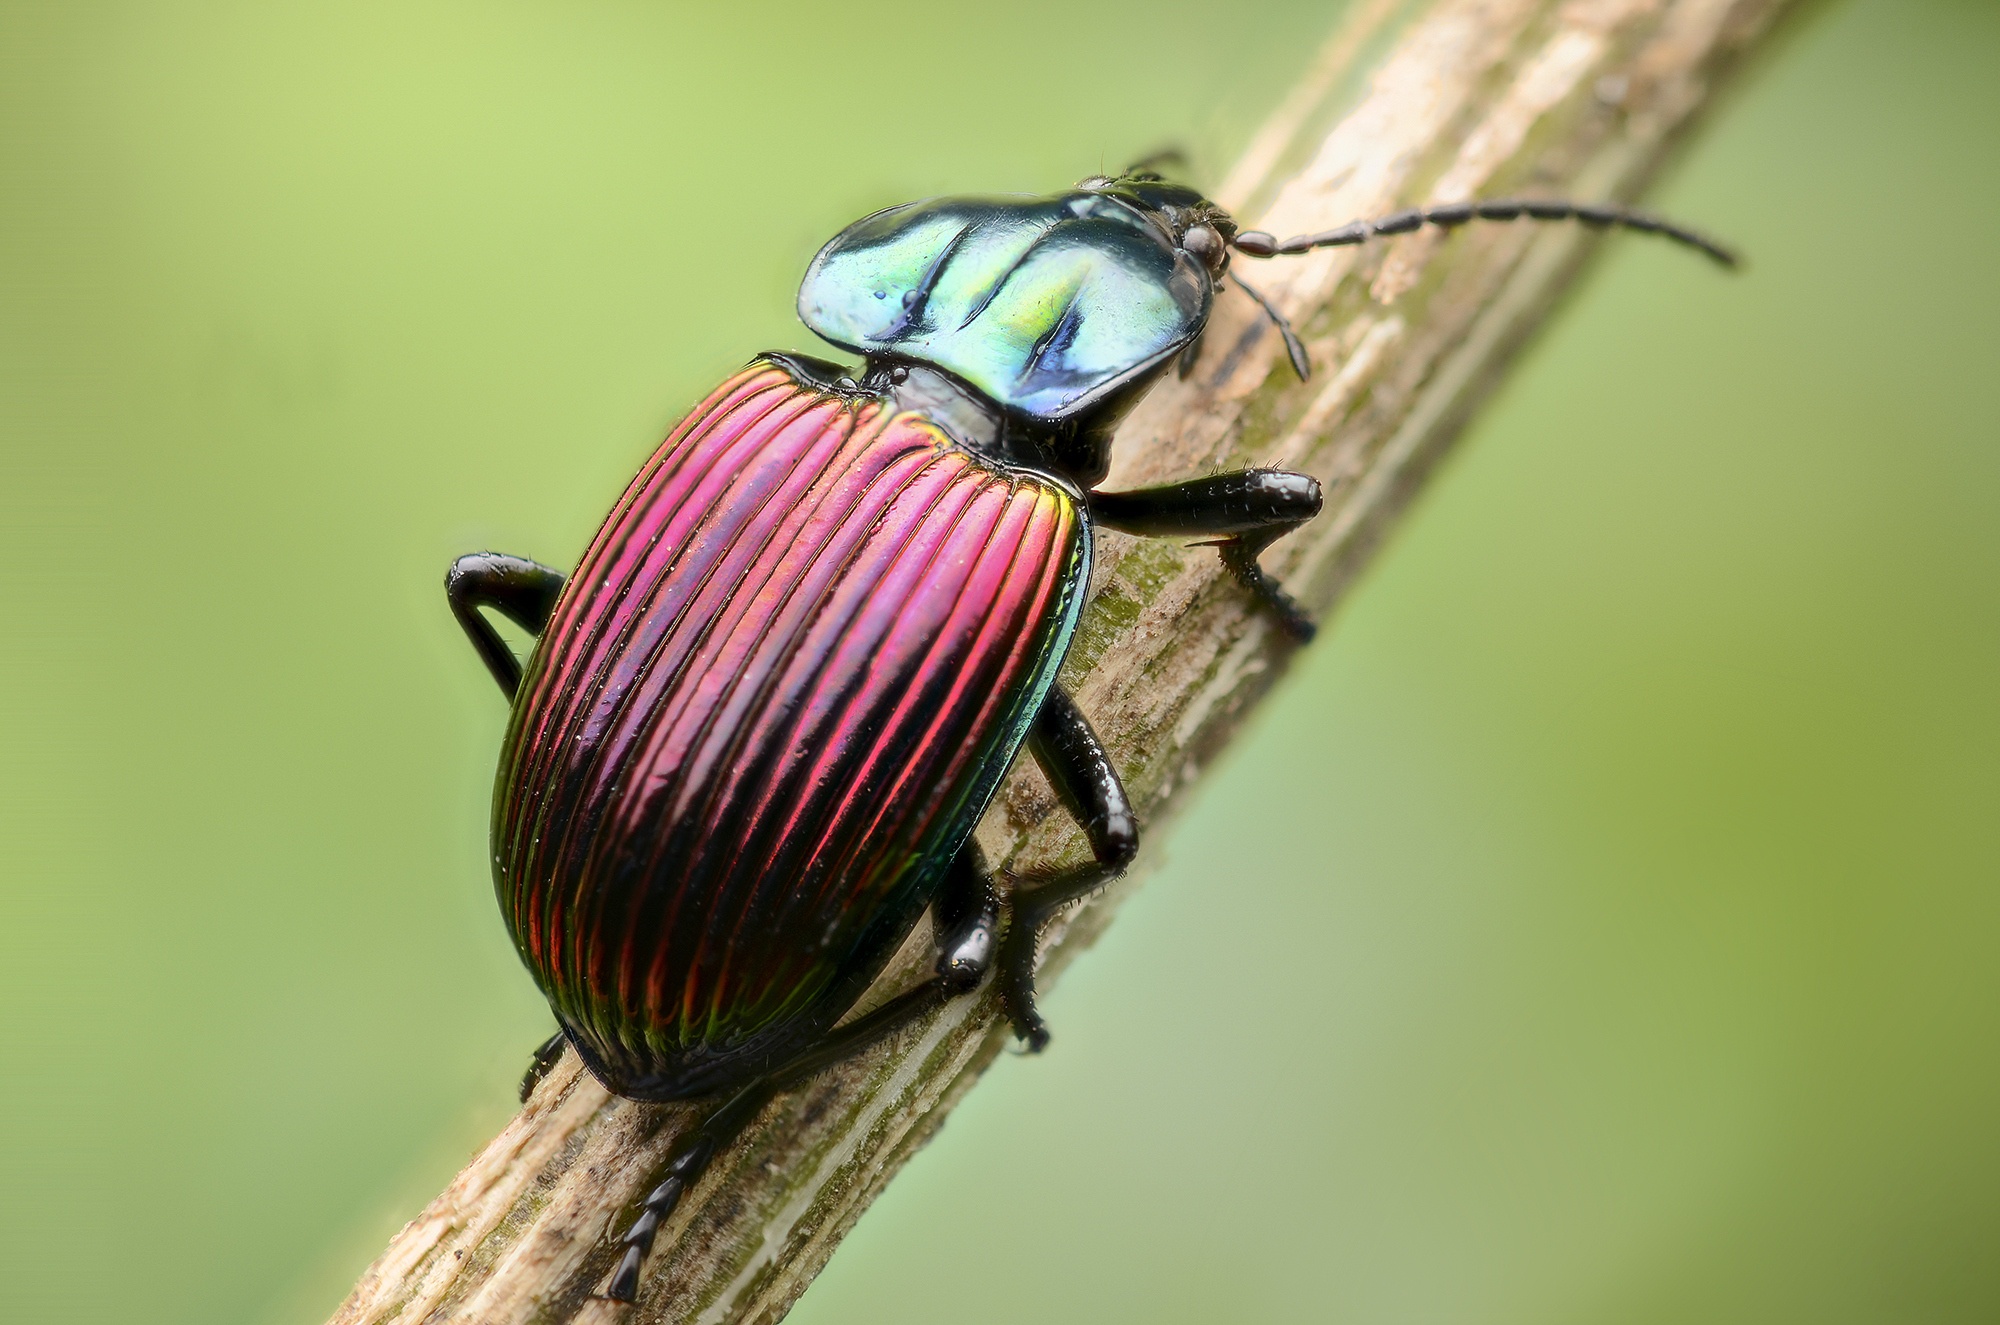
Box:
798;179;1234;423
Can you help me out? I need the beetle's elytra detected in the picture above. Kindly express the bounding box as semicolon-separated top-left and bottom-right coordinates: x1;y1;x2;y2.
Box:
444;166;1733;1303
501;366;1089;1102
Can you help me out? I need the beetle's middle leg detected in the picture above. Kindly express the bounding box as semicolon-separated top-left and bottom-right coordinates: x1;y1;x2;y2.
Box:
447;551;573;1100
1091;469;1324;641
600;853;999;1303
997;682;1139;1053
444;551;567;698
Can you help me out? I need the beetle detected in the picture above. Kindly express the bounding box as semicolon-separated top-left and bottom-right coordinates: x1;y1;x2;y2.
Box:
445;165;1733;1303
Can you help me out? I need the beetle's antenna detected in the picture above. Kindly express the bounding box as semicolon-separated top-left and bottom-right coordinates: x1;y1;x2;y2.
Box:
1229;272;1313;381
1233;198;1739;268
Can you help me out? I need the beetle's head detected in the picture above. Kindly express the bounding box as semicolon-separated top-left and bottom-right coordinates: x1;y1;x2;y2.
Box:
1081;163;1317;385
1078;170;1240;284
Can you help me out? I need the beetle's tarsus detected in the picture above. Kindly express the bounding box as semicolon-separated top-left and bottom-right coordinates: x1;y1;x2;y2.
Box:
988;686;1142;1049
600;1089;763;1304
518;1028;569;1104
1220;535;1318;642
605;1246;646;1303
998;915;1053;1053
1090;469;1322;638
1012;1004;1053;1055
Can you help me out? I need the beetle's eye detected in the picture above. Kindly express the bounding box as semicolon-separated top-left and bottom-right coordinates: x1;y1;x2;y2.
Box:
1182;223;1223;268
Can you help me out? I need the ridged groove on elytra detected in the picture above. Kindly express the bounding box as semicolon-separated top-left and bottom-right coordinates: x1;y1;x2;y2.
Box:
618;421;951;1047
677;455;1006;1043
492;365;1087;1086
522;381;820;1017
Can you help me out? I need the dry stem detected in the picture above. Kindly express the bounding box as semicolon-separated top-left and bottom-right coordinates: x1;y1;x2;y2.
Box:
329;1;1800;1321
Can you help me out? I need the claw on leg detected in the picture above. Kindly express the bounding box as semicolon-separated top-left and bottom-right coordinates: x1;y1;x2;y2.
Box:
999;914;1052;1052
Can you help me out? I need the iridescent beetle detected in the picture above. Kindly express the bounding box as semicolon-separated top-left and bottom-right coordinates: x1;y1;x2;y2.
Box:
446;167;1733;1303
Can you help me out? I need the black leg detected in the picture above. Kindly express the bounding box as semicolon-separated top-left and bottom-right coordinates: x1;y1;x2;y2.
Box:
604;1077;778;1302
931;842;1003;995
600;854;999;1303
1091;469;1324;642
997;683;1139;1053
444;552;567;698
766;863;998;1086
518;1028;569;1104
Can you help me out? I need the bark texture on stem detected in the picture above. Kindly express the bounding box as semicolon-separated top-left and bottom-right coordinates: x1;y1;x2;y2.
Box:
330;1;1797;1321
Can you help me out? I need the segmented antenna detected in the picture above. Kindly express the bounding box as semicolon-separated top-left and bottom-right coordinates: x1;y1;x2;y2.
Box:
1233;199;1739;268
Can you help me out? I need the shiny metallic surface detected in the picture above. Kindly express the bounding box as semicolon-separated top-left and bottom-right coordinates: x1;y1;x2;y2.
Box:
494;362;1089;1098
799;192;1209;421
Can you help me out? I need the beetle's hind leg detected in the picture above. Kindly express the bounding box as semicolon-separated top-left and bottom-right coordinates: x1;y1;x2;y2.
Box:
603;1078;778;1301
998;683;1139;1053
444;552;567;698
599;859;1000;1303
1091;469;1324;642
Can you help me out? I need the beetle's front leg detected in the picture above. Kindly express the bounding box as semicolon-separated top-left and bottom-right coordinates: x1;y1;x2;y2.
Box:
445;552;567;697
1091;469;1324;641
999;683;1139;1053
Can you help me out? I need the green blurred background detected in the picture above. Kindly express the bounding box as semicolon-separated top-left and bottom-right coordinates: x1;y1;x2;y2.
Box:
3;0;1996;1321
